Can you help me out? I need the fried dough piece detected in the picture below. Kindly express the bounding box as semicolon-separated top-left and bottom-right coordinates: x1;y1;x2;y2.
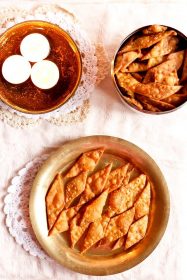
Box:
103;164;129;193
143;51;184;84
46;174;65;230
181;50;187;82
142;25;167;35
142;101;161;112
112;236;125;250
147;56;165;68
126;90;135;97
125;215;148;250
81;215;110;253
167;50;184;69
163;85;187;106
123;168;134;185
70;213;89;248
70;190;109;247
49;206;78;236
163;92;187;106
154;69;179;86
117;72;139;91
131;72;143;82
123;96;143;110
103;207;135;243
134;182;151;220
49;210;68;236
80;189;109;227
65;148;104;178
117;72;182;100
127;62;149;72
120;51;142;72
107;174;146;217
119;30;176;53
114;55;123;74
65;172;88;208
78;163;112;206
115;51;141;74
141;36;179;60
137;95;175;111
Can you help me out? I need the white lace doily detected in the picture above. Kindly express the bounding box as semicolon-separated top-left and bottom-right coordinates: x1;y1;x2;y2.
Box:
4;154;51;260
0;5;109;127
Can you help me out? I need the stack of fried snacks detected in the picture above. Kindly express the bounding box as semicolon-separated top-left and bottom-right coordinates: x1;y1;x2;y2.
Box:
46;148;151;253
114;25;187;112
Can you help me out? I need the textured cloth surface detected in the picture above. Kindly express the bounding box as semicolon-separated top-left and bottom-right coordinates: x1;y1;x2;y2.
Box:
0;1;187;279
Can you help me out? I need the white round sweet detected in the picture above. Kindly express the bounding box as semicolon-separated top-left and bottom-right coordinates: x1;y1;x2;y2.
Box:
2;55;31;84
31;60;60;90
20;33;50;62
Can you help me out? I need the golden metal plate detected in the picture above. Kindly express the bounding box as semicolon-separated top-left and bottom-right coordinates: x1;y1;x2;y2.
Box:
29;136;170;275
0;20;82;114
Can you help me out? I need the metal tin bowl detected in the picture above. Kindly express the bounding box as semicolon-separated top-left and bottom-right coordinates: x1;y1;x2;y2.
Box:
0;20;82;114
111;25;187;115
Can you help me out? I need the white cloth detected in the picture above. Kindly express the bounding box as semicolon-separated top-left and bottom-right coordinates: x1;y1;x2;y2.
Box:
0;1;187;279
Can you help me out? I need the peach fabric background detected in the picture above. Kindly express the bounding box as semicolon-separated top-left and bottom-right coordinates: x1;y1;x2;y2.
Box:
0;1;187;279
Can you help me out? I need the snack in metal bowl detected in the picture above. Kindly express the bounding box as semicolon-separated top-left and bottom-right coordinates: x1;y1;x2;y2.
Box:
112;24;187;114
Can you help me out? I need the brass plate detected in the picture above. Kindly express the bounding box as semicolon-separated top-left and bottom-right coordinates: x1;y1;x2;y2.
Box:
29;135;170;275
0;21;82;114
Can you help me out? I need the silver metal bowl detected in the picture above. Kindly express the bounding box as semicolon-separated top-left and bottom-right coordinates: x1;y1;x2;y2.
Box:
111;24;187;115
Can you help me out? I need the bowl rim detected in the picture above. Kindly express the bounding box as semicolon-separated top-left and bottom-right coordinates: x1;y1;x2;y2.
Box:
111;24;187;115
0;20;82;115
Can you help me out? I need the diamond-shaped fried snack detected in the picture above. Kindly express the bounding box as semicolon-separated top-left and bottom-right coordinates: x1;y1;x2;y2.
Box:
125;215;148;250
114;55;123;74
117;72;182;100
163;85;187;105
70;213;89;248
142;25;167;35
65;148;104;178
81;215;110;253
141;36;179;60
135;81;182;100
80;189;109;227
103;164;129;193
114;51;141;74
78;163;112;206
131;73;143;82
46;174;65;230
143;51;184;84
142;102;160;112
107;174;146;217
154;69;179;86
119;30;176;53
104;207;135;243
49;206;78;236
147;56;165;68
181;50;187;82
137;95;175;111
117;72;139;91
49;209;68;236
65;171;88;208
127;62;149;73
134;182;151;220
112;236;125;250
167;50;184;69
123;96;143;110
